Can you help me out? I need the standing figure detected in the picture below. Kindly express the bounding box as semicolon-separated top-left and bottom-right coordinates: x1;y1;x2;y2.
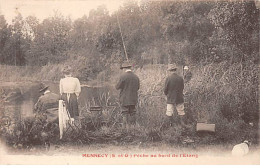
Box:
183;65;192;83
34;84;59;124
59;66;81;123
116;62;140;130
164;64;185;127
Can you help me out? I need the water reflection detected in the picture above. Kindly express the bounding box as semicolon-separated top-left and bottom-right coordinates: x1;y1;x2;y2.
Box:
1;82;118;124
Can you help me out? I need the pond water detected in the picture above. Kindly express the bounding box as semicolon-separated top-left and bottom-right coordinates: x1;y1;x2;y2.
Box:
0;81;118;124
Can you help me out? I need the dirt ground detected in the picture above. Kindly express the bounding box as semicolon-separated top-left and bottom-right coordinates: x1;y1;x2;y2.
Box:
1;141;260;164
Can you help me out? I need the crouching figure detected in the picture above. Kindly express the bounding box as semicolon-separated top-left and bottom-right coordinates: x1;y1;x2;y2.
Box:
34;84;59;124
34;84;60;149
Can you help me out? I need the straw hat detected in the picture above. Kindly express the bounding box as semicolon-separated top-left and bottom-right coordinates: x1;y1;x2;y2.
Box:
120;62;132;69
167;64;177;71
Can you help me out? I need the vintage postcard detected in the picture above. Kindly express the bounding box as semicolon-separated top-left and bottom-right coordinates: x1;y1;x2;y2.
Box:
0;0;259;165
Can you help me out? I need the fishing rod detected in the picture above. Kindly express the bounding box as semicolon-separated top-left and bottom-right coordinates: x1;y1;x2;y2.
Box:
116;12;129;62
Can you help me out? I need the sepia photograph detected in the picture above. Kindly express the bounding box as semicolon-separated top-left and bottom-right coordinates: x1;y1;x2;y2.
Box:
0;0;259;165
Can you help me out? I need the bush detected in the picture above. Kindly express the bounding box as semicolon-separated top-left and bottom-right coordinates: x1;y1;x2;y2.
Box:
0;118;59;149
185;61;258;124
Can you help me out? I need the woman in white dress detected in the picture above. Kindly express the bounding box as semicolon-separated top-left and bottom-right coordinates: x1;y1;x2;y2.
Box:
59;66;81;120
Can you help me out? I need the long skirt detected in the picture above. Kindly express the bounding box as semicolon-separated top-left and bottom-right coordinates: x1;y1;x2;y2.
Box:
61;93;79;118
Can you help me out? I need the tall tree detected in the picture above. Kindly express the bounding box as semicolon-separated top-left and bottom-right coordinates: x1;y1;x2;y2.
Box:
0;15;11;64
208;1;259;63
159;1;214;64
4;13;27;66
28;12;72;65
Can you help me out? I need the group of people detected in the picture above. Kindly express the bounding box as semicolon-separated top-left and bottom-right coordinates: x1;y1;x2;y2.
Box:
34;62;186;134
116;62;186;130
34;66;81;126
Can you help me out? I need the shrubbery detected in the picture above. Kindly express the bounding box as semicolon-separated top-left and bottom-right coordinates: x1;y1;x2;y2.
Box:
1;59;258;150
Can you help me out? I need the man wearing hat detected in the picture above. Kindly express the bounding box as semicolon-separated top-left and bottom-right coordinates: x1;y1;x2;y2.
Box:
163;63;185;128
34;84;59;124
116;62;140;130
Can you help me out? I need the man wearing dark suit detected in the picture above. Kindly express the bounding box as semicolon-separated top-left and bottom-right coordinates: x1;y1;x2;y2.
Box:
116;62;140;130
34;84;59;124
33;84;59;149
164;64;185;127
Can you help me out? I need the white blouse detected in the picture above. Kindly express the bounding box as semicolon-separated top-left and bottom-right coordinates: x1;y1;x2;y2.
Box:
59;76;81;97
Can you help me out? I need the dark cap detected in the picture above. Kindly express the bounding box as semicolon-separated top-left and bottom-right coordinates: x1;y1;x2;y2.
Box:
62;65;72;75
39;84;49;93
167;63;177;71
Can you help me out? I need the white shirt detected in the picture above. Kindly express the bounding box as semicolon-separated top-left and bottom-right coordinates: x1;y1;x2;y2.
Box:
59;76;81;97
125;69;132;72
44;90;50;95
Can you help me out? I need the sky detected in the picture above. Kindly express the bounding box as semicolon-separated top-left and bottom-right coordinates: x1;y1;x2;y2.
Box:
0;0;128;24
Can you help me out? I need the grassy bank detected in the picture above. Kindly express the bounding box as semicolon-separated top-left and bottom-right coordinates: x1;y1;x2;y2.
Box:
0;56;89;83
0;61;258;150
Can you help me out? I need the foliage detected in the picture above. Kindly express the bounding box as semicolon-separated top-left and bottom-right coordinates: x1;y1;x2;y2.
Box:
0;1;258;67
208;1;259;63
0;0;258;148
